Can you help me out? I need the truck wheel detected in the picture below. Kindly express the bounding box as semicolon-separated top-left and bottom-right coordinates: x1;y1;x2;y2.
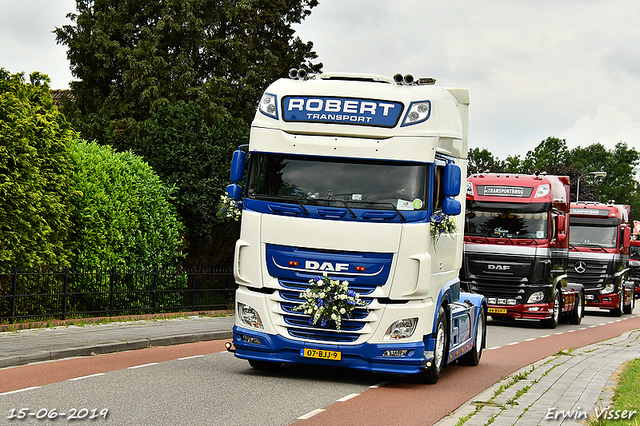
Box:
459;308;485;366
610;290;623;317
418;307;448;384
541;291;561;329
568;292;583;325
624;291;634;314
248;360;281;371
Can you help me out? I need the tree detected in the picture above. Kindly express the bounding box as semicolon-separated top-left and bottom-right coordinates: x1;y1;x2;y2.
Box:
104;102;248;267
55;0;322;141
595;143;640;218
521;137;569;174
0;69;75;269
467;147;504;176
503;154;524;174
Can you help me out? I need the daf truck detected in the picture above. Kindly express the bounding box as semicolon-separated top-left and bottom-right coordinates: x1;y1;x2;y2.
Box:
225;70;486;383
460;173;583;328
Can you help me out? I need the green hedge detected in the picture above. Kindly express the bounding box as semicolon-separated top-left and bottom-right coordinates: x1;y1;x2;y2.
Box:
69;140;185;268
0;69;75;269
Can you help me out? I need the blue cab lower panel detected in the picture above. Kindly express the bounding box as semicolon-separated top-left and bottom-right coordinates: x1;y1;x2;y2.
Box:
232;292;485;376
232;326;431;375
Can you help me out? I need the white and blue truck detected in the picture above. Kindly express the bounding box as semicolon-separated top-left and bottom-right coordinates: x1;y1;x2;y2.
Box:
225;70;486;383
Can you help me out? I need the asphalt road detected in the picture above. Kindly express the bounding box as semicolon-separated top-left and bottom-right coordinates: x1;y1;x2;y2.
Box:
1;309;638;426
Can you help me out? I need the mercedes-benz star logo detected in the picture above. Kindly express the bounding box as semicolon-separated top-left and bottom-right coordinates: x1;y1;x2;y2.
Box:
574;261;587;274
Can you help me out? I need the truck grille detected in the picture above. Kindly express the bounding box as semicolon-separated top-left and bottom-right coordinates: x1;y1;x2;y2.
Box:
277;285;373;343
462;252;533;301
567;260;608;289
265;244;391;344
471;278;525;300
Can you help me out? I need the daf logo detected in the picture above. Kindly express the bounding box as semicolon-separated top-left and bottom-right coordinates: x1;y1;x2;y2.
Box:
488;264;510;271
574;261;587;274
305;260;349;272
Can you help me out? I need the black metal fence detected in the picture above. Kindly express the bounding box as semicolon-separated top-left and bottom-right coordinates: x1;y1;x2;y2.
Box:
0;267;237;324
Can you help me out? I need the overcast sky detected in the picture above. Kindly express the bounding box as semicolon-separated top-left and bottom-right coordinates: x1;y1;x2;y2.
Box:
2;0;639;160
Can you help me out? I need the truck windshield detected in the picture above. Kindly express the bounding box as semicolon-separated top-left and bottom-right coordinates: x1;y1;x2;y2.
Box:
569;225;617;248
246;153;428;211
465;210;548;239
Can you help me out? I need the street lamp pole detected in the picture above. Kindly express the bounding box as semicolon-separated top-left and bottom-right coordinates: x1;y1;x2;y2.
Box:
576;171;607;203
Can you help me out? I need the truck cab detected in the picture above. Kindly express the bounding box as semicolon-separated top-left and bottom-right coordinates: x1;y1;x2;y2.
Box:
630;237;640;299
568;202;634;315
460;172;583;328
225;71;486;384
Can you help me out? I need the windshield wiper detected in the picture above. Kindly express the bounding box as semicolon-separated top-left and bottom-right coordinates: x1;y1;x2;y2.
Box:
339;200;358;219
384;202;406;222
293;197;310;215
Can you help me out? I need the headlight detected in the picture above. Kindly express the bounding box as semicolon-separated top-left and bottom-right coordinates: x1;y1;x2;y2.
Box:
600;284;615;294
383;317;418;340
534;184;550;198
401;101;431;126
527;291;545;303
466;181;474;196
259;93;278;119
238;302;264;329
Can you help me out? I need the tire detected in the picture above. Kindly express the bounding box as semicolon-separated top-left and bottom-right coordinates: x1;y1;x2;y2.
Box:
624;290;634;314
541;290;561;329
418;307;448;384
610;289;623;317
459;308;485;366
248;360;282;371
568;292;584;325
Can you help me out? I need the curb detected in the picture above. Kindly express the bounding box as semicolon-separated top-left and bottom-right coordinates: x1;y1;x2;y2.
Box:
0;310;234;332
0;330;233;369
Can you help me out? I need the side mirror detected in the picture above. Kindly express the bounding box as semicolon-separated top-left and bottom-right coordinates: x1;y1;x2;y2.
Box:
623;227;631;249
443;163;461;197
557;215;566;232
230;149;247;182
557;233;566;243
226;183;243;201
442;197;461;216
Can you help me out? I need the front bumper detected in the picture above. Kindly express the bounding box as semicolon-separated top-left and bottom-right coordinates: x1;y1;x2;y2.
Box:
487;303;553;320
231;325;432;375
585;291;620;309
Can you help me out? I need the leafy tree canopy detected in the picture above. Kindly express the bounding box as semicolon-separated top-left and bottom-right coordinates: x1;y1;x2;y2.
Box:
104;101;248;267
55;0;322;140
467;147;503;175
0;69;75;269
469;137;640;220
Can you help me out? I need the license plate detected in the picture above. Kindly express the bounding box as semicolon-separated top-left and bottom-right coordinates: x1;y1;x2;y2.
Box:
300;348;341;361
488;307;507;314
586;295;594;300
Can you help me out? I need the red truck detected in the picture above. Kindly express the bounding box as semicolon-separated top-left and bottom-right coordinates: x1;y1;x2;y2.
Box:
460;172;584;328
630;238;640;299
568;202;635;315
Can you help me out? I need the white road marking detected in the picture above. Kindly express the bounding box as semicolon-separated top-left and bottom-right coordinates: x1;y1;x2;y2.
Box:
70;373;105;381
0;386;41;395
298;409;325;420
369;382;388;389
127;362;158;369
337;393;360;402
177;355;204;360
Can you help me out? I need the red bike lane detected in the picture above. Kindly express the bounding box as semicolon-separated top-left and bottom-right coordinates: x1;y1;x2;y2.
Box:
290;315;640;426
